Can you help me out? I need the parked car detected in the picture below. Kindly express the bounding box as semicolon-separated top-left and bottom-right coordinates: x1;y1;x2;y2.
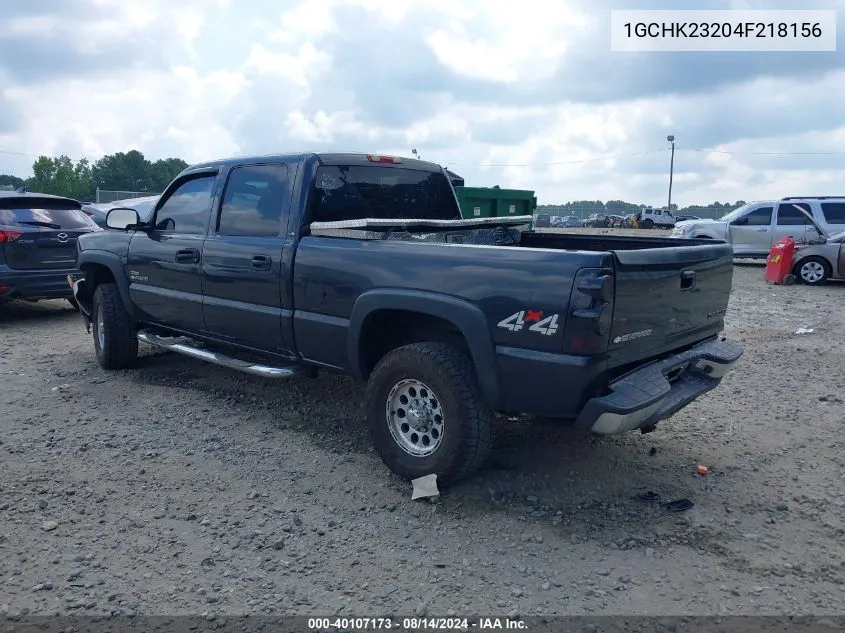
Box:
791;229;845;285
671;197;845;258
81;195;159;228
533;214;551;228
636;208;676;229
786;209;845;285
561;215;583;228
585;214;610;228
0;192;101;307
70;151;742;483
608;214;629;228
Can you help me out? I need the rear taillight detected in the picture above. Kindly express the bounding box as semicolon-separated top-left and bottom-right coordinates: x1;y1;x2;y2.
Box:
563;267;614;354
0;230;23;243
367;154;402;164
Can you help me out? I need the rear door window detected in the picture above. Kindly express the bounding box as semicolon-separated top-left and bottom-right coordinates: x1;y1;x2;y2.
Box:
311;166;459;223
0;201;96;230
776;202;812;225
217;164;290;236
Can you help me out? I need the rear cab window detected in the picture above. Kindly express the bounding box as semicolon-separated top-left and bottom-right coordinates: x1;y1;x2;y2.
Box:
0;198;97;230
310;165;460;223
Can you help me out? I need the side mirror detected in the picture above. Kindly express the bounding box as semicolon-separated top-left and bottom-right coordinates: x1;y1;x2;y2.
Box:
106;207;142;230
731;216;748;226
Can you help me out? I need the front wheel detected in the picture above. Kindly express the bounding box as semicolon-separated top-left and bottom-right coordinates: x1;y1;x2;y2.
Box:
92;283;139;369
794;256;831;285
641;219;654;229
365;342;493;485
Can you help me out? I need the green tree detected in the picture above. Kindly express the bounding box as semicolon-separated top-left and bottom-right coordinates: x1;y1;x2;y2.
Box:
90;151;188;193
148;157;189;191
24;155;93;199
0;174;25;190
91;150;150;192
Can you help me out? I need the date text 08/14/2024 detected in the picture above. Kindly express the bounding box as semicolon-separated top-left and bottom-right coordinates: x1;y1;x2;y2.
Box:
307;617;527;630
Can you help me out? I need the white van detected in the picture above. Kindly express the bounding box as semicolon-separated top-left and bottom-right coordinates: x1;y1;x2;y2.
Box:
671;197;845;258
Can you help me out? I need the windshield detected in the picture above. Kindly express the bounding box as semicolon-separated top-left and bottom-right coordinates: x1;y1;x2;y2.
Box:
719;203;754;222
310;165;460;223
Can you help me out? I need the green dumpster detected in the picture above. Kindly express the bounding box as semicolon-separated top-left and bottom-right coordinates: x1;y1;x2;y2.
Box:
454;186;537;220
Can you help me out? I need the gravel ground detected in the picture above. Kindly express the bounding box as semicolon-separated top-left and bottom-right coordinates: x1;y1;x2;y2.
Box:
1;255;844;617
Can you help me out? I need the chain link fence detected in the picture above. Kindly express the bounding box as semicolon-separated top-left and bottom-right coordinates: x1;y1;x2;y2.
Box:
95;188;160;204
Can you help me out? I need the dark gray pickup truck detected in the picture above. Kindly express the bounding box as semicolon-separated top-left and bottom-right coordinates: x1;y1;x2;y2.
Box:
70;152;742;483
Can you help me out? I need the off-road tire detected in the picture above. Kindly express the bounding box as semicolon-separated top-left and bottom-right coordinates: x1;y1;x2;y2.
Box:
92;283;138;370
365;342;493;485
642;218;655;229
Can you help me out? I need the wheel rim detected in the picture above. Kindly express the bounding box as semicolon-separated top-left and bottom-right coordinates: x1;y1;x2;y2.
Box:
96;302;105;349
386;379;444;457
800;261;825;283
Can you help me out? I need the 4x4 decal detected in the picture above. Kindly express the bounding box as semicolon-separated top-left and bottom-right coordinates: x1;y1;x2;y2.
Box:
497;310;560;336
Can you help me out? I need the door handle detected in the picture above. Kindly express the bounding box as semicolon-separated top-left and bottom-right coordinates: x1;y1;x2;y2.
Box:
175;248;199;264
251;254;272;270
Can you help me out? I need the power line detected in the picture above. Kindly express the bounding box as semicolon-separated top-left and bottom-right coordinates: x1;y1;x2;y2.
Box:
443;149;666;167
0;149;36;157
682;147;845;156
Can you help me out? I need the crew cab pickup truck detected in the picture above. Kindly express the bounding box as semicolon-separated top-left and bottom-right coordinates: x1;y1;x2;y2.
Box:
70;153;743;483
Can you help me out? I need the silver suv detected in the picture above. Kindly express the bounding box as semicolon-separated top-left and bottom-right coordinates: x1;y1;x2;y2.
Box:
671;197;845;258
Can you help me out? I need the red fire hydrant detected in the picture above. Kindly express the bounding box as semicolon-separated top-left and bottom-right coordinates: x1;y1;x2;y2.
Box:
765;236;796;284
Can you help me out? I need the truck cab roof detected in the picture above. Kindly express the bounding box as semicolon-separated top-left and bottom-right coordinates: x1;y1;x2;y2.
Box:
182;152;445;176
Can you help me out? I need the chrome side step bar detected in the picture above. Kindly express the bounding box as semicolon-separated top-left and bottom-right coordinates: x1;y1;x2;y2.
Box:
136;330;301;379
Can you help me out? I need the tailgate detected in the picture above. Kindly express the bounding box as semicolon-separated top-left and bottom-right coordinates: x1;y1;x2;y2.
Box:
4;229;87;270
0;200;97;270
609;242;734;353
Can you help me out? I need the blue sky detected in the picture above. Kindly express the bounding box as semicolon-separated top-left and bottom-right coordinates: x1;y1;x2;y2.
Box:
1;0;844;206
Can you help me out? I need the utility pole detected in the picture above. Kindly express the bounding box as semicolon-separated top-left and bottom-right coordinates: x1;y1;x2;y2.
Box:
667;135;675;211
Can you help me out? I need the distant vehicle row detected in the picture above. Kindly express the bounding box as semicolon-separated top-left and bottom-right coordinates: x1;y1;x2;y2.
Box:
537;208;700;230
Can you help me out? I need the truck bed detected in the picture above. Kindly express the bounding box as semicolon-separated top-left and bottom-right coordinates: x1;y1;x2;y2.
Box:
301;217;734;377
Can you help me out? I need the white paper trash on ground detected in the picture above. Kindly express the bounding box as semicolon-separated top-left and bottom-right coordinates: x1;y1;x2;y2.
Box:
795;327;815;335
411;474;439;500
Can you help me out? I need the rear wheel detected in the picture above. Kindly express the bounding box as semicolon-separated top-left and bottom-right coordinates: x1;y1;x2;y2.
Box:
794;256;831;285
365;342;493;485
92;283;138;369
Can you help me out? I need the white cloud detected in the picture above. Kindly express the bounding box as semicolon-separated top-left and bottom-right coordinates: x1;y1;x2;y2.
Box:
425;1;591;83
1;0;845;208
